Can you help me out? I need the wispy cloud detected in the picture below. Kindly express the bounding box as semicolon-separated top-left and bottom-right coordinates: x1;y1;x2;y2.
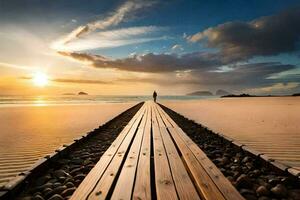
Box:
52;26;166;51
247;82;300;93
20;76;112;85
52;0;156;51
171;44;184;51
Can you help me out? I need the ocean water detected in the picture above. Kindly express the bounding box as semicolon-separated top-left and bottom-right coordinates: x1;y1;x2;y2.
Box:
0;95;212;106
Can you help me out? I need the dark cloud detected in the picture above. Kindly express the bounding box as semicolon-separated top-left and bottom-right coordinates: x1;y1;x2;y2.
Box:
116;62;298;89
59;51;222;73
188;7;300;62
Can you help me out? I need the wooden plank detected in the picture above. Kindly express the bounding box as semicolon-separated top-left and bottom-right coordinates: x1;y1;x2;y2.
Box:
110;103;149;200
151;103;178;200
155;105;224;200
156;104;244;200
132;103;152;200
153;106;201;200
70;103;146;200
88;106;147;200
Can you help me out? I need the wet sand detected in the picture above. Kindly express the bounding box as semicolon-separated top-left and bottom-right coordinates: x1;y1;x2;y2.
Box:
0;103;135;186
162;104;300;200
12;103;143;200
162;97;300;168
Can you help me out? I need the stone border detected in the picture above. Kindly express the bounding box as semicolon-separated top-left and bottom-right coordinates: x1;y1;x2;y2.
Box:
203;128;300;180
0;103;142;200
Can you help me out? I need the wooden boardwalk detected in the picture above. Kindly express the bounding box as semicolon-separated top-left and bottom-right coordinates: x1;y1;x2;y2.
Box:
70;101;244;200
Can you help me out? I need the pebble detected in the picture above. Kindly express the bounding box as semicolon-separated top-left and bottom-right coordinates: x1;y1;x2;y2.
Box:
256;185;269;196
33;194;45;200
52;185;67;194
61;187;76;197
236;174;252;189
288;189;300;200
35;175;51;186
53;170;70;178
48;194;64;200
257;197;270;200
270;183;288;198
74;173;86;181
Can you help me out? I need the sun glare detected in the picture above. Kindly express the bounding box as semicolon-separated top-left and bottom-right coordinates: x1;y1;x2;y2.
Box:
33;72;49;87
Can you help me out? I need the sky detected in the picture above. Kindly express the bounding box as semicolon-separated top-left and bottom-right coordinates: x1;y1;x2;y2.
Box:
0;0;300;95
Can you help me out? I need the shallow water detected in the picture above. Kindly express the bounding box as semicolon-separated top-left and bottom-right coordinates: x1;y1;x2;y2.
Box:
0;103;134;186
163;97;300;169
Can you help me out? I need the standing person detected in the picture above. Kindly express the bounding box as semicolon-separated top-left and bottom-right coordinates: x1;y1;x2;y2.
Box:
153;91;157;102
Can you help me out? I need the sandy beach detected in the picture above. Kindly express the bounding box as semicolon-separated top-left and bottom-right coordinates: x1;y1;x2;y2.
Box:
0;103;135;186
162;97;300;168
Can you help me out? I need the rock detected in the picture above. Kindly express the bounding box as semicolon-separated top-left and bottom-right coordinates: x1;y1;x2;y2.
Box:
74;174;85;181
36;182;53;190
245;162;253;169
53;182;62;188
33;194;45;200
242;194;257;200
270;184;287;198
48;194;64;200
53;170;70;178
258;197;271;200
236;174;252;189
268;177;280;186
52;185;67;194
288;189;300;200
61;187;76;197
65;182;75;188
70;168;81;175
43;188;53;198
240;188;255;195
242;156;251;163
71;158;84;165
256;186;269;196
218;157;229;166
252;169;261;177
48;179;58;184
35;175;51;186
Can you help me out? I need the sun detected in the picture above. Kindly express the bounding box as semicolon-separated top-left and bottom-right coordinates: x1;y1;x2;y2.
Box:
33;72;49;87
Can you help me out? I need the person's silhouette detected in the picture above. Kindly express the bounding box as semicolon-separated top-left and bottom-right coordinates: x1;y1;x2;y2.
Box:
153;91;157;102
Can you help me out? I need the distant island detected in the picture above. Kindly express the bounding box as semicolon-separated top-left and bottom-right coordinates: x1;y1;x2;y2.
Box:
78;92;88;95
187;89;230;96
187;91;213;96
216;89;230;96
222;93;300;98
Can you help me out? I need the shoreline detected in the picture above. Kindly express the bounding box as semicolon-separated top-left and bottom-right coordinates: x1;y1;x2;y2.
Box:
160;104;300;200
0;103;143;200
0;102;299;199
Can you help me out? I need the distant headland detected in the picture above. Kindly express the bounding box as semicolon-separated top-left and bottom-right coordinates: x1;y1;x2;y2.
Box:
187;89;230;96
78;92;88;95
221;93;300;98
62;92;88;95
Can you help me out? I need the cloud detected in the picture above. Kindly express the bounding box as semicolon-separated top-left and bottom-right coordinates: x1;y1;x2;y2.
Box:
20;76;111;85
52;0;156;50
58;51;222;73
188;7;300;62
171;44;184;51
53;78;111;84
247;82;300;93
52;26;166;51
